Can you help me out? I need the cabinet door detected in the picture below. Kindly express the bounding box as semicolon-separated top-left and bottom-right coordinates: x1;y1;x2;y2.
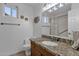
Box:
31;41;41;56
40;48;56;56
31;41;59;56
38;44;59;56
31;49;41;56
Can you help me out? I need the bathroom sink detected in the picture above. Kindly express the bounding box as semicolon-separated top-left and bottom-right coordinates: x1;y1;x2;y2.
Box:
42;41;58;46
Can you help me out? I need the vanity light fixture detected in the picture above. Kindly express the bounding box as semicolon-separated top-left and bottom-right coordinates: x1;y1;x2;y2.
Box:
42;3;58;12
43;3;64;12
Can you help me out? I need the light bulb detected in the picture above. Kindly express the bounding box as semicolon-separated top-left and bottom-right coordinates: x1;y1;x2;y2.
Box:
59;3;64;8
53;7;58;10
48;9;52;12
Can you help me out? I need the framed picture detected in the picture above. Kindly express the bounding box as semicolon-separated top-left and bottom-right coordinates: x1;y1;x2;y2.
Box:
25;17;28;21
20;15;24;19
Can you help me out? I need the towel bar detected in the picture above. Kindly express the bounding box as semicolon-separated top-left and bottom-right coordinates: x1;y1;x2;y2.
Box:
0;22;20;26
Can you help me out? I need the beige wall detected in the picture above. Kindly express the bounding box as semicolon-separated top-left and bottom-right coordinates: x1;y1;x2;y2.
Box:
68;4;79;40
0;3;34;55
33;4;42;38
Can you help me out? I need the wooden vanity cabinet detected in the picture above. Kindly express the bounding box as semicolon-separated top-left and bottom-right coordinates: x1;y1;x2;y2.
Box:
31;41;42;56
31;41;59;56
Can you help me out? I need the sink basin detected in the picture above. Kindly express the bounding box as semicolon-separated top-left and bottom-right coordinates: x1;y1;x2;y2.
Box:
42;41;58;46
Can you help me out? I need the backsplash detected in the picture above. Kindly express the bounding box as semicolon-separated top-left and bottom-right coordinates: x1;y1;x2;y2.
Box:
42;35;74;45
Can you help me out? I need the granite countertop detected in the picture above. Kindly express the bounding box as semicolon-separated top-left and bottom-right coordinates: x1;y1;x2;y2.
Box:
30;37;79;56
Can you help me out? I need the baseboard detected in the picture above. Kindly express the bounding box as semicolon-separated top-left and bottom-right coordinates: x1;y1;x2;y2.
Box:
10;50;26;56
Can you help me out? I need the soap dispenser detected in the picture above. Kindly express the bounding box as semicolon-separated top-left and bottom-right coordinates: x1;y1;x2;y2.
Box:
22;40;26;50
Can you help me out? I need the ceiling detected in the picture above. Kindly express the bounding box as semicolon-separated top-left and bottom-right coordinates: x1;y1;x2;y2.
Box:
25;3;43;8
25;3;72;17
42;3;72;17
